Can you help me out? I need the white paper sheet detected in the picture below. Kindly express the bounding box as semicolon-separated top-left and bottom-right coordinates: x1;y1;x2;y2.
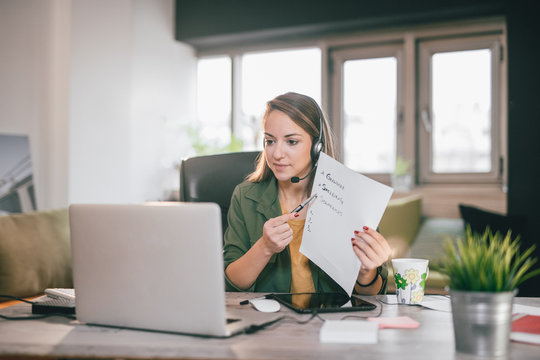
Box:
300;152;393;295
513;304;540;316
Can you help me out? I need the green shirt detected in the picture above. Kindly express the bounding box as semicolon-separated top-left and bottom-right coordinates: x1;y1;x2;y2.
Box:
223;177;387;294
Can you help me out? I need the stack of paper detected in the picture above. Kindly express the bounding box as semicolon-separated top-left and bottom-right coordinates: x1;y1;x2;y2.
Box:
320;320;378;344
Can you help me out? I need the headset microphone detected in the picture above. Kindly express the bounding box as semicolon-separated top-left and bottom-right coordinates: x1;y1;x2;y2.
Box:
290;164;318;183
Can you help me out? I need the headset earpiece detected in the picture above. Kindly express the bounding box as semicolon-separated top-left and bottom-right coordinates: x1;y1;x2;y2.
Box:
311;138;323;163
310;99;324;164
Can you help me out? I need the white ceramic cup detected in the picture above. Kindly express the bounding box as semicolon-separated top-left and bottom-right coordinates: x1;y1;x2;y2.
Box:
391;258;429;304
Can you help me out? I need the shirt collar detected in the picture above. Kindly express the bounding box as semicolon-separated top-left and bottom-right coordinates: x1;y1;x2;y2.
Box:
245;176;281;219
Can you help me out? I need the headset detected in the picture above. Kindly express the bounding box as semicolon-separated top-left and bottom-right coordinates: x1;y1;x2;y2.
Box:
291;97;324;183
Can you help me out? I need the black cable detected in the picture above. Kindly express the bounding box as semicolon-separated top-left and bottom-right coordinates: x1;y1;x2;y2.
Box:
0;294;36;304
0;313;76;321
280;312;320;324
0;294;76;320
338;298;384;320
243;316;286;334
270;298;385;325
245;300;385;335
244;312;322;334
313;312;326;322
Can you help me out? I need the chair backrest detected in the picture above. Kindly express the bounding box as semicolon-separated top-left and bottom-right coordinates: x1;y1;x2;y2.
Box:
179;151;260;236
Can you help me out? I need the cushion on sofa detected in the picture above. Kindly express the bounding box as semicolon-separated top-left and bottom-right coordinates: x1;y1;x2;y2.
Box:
385;217;464;295
378;195;423;259
0;209;72;298
459;204;528;239
458;204;540;297
409;217;465;294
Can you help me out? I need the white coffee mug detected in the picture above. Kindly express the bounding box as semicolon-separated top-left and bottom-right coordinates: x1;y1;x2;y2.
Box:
391;258;429;304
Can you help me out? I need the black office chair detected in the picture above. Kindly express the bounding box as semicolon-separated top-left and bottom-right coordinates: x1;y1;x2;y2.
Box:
179;151;261;236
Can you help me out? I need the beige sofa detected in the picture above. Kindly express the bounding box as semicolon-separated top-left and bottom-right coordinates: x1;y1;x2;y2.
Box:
0;209;72;298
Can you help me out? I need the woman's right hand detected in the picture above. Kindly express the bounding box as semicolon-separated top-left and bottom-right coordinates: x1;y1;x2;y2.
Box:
260;212;299;256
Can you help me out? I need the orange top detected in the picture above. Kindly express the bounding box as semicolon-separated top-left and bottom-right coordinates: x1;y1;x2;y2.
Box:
282;205;315;301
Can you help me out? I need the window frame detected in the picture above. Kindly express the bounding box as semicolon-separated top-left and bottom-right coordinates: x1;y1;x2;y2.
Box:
330;42;404;183
417;34;504;183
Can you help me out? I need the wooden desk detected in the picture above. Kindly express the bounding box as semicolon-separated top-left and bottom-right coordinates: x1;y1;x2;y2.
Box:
1;293;539;359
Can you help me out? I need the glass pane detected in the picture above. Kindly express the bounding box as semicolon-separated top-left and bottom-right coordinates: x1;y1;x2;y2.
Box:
431;49;491;173
343;57;397;173
196;57;232;151
241;48;321;149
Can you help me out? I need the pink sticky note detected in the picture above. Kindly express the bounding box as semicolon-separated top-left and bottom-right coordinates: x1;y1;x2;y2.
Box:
367;316;420;329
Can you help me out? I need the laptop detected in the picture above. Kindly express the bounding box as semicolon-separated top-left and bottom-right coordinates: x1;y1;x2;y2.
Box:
69;202;280;337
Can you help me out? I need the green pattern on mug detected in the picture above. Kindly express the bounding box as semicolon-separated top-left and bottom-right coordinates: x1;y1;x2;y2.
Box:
420;272;427;290
395;273;408;290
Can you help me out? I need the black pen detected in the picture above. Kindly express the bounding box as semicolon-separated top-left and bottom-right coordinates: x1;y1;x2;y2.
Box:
291;194;318;213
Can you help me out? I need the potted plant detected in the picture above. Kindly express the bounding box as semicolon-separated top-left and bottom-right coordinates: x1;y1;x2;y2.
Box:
391;156;412;192
435;226;540;357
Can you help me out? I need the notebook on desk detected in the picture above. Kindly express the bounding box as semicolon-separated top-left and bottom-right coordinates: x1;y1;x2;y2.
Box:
69;202;280;337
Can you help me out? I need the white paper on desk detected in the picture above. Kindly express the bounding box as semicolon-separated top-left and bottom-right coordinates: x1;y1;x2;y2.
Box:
421;296;452;312
300;152;393;295
380;295;452;312
513;304;540;316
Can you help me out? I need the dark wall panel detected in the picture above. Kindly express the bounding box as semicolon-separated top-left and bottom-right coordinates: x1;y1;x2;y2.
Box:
506;0;540;297
176;0;505;50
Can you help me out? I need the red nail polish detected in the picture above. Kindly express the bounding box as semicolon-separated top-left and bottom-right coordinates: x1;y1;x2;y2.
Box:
351;238;355;241
354;230;359;235
294;213;299;217
363;226;368;231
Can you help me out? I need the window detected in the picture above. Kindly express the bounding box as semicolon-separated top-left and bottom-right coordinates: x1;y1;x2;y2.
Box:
432;50;491;173
418;36;502;183
331;44;402;176
196;57;231;148
195;20;506;186
197;48;321;151
330;31;504;185
239;48;321;149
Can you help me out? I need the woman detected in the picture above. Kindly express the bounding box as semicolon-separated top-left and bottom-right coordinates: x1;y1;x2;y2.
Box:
223;92;391;295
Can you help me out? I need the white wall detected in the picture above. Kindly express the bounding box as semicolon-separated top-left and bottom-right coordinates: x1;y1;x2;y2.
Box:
69;0;134;204
0;0;197;209
129;0;197;202
70;0;197;204
0;0;70;210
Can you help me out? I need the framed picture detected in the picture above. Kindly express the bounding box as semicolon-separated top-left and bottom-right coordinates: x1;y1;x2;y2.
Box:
0;134;36;214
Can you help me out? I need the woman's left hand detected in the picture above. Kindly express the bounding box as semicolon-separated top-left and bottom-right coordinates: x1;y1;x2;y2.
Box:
351;226;392;272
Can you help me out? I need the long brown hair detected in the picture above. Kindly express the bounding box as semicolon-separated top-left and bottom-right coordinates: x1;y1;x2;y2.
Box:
247;92;336;183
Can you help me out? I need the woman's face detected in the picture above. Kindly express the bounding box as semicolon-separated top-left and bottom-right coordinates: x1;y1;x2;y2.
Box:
264;110;313;182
